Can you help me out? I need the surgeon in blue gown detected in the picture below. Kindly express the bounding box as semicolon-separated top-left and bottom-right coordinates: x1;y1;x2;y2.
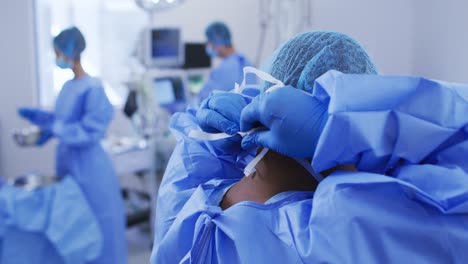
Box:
152;31;374;263
198;22;254;101
152;30;468;263
18;26;127;264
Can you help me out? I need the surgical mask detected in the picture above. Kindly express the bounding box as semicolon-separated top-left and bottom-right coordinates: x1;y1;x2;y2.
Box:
189;66;324;182
205;45;218;58
56;57;73;69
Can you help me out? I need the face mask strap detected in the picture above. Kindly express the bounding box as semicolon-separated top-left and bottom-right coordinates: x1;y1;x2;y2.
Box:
189;127;260;141
188;130;234;141
293;158;324;182
244;148;269;176
237;66;285;94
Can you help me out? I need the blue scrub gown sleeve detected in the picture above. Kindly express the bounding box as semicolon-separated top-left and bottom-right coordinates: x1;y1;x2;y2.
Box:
312;70;468;211
312;70;468;175
52;85;113;147
154;110;245;243
303;72;468;262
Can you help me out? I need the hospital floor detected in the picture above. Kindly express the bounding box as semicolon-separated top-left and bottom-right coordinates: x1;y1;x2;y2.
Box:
127;225;153;263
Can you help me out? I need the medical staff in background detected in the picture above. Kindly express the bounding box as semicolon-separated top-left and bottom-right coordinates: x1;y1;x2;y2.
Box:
198;21;255;101
18;26;127;264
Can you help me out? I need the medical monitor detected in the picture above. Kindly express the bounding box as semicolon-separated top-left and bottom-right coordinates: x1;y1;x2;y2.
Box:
146;28;184;68
153;77;186;113
183;43;211;69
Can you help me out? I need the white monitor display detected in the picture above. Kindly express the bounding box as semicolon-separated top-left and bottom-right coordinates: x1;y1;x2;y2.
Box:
145;28;183;68
153;79;176;105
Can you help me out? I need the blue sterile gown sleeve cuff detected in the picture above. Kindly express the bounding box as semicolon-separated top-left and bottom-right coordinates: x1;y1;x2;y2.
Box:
0;177;102;264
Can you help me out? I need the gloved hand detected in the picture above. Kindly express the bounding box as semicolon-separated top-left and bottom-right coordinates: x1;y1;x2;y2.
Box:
196;92;247;154
196;92;247;134
240;86;329;158
18;108;55;131
36;129;54;146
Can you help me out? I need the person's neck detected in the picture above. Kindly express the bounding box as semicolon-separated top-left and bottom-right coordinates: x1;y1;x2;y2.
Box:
220;151;356;210
72;62;86;79
251;151;319;198
220;151;317;210
219;47;236;58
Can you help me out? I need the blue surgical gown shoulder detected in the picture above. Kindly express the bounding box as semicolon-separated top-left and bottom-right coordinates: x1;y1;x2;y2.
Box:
153;110;248;246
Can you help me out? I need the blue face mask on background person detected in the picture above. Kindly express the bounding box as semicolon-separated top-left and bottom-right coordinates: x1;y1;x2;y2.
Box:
205;45;218;58
56;57;73;69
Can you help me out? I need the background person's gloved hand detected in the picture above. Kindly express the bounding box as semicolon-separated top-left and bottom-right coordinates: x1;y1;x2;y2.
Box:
196;92;248;155
36;129;54;146
240;86;328;158
18;108;55;131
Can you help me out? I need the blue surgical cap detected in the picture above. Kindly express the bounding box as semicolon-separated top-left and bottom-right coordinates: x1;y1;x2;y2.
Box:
205;22;232;47
53;26;86;59
268;31;378;93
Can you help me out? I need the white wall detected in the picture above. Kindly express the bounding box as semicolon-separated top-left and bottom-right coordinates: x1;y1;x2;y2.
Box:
310;0;414;75
412;0;468;83
0;0;56;177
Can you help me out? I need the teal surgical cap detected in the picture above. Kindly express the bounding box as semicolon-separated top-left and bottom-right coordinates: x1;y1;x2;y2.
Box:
53;26;86;59
205;22;232;47
268;31;378;93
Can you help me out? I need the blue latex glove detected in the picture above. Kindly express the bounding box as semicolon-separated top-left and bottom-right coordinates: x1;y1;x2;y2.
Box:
18;108;55;131
240;86;328;158
196;92;247;154
36;129;54;146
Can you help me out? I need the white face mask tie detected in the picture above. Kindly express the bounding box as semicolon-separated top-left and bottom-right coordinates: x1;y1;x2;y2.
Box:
243;148;269;176
293;158;324;182
234;66;285;94
188;127;260;141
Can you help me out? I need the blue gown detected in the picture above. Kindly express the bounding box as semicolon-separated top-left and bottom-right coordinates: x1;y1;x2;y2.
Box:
199;53;254;101
0;177;102;264
151;71;468;263
53;75;127;264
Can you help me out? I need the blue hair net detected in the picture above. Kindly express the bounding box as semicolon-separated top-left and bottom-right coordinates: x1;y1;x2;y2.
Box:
268;31;378;93
53;27;86;59
205;22;232;46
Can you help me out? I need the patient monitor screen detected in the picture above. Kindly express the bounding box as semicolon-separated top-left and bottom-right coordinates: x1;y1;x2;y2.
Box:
151;29;180;59
153;79;176;105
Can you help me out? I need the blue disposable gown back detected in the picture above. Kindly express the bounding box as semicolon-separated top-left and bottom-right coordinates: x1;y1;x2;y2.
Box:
151;71;468;263
199;53;254;101
53;75;127;264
